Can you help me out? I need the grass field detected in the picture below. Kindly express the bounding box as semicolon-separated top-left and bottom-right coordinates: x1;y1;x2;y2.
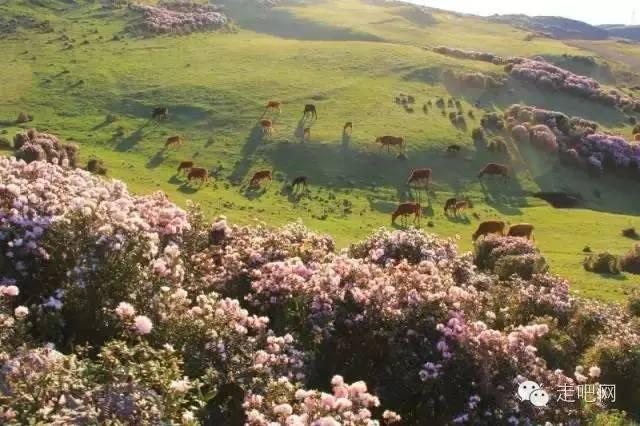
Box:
2;0;640;302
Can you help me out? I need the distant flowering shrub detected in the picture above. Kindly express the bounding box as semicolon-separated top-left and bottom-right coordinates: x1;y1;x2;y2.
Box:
583;251;621;274
13;128;79;167
505;103;640;178
130;1;228;35
433;46;508;64
509;58;640;111
1;158;639;423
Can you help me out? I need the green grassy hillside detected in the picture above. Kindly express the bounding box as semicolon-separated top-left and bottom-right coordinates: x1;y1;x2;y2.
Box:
1;0;640;301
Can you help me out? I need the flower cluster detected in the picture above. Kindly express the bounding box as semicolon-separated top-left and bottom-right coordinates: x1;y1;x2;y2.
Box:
348;227;458;265
2;158;640;423
13;128;79;167
130;1;228;35
244;376;401;425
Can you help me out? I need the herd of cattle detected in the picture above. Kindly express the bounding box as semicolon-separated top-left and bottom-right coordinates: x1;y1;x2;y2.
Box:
153;101;532;241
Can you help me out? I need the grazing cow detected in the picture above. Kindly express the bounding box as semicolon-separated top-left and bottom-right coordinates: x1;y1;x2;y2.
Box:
165;135;183;149
407;168;432;188
478;163;509;180
472;220;506;240
507;223;535;240
303;127;311;141
250;170;272;187
443;197;457;215
302;104;317;119
152;107;169;120
260;119;273;135
392;202;421;224
187;167;208;184
343;122;353;135
376;135;405;153
265;100;281;114
292;176;307;190
453;200;470;216
447;144;461;153
177;161;194;174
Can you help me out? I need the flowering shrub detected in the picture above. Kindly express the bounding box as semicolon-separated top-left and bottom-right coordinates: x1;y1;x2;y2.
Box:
509;58;640;110
2;158;640;423
529;124;559;153
621;244;640;274
583;251;621;274
243;375;401;425
474;234;539;269
433;46;508;64
13;128;79;167
348;227;457;265
130;1;228;35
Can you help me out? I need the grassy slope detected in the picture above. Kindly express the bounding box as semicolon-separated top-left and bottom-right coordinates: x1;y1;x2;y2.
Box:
1;0;640;301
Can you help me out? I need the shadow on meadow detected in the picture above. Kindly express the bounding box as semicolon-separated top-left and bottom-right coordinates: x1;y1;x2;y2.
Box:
223;0;383;42
264;138;528;216
230;122;268;183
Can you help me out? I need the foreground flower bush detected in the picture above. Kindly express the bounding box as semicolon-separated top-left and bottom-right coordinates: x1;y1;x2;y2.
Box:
1;157;640;424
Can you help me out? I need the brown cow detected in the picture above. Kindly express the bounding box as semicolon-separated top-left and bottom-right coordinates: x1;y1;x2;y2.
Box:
392;202;421;225
507;223;535;240
302;104;317;119
265;100;281;114
250;170;272;187
472;220;506;240
177;161;193;174
292;176;307;191
187;167;208;184
343;122;353;135
443;197;457;215
165;135;183;149
152;107;168;120
260;119;273;135
478;163;509;180
453;200;470;216
303;127;311;141
407;168;432;187
376;136;404;153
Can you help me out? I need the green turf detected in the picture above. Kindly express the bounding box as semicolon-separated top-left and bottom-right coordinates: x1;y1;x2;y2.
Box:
1;0;640;302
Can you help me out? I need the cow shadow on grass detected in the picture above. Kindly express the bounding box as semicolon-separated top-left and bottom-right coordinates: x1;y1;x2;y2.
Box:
242;186;268;200
230;123;266;183
113;121;160;152
265;140;527;216
146;149;166;169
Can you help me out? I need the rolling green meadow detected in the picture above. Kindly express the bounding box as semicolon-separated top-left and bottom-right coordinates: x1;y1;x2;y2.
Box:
2;0;640;302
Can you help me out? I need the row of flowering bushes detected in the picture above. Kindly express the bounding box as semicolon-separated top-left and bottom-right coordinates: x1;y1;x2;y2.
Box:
1;157;640;423
128;1;228;35
432;46;640;111
432;46;510;65
504;103;640;178
507;58;640;112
